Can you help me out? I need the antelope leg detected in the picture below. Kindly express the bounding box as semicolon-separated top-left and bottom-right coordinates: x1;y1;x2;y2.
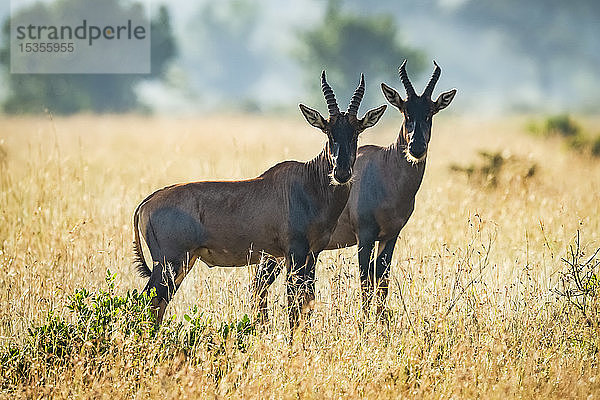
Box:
374;236;398;317
358;236;376;315
145;256;185;324
252;257;282;326
286;244;316;333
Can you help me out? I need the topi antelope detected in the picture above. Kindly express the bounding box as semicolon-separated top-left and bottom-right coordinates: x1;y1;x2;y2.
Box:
132;71;387;332
325;60;457;316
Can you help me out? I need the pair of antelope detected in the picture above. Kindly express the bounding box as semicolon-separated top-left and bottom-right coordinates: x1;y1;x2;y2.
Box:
133;60;456;333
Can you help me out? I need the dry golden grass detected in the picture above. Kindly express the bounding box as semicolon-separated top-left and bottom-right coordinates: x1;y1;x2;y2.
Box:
0;113;599;398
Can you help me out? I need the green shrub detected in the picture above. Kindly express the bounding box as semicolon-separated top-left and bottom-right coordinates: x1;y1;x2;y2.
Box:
566;133;590;152
543;114;580;137
591;136;600;157
450;150;537;189
65;270;159;349
526;115;600;158
182;306;256;382
0;270;257;390
565;132;600;157
182;305;255;354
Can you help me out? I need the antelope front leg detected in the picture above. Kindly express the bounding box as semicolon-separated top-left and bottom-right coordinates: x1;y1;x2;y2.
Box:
374;236;397;317
358;237;376;316
286;247;317;334
252;258;282;326
301;252;318;321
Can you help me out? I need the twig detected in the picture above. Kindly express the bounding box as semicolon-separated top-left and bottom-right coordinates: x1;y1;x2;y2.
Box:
392;273;415;335
445;266;487;316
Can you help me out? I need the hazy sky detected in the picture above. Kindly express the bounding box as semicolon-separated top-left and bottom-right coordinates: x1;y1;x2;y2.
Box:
1;0;598;114
140;0;600;114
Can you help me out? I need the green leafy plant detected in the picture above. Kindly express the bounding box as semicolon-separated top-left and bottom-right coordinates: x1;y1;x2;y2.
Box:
0;270;257;390
1;270;159;389
66;270;159;343
181;307;256;383
29;271;158;363
183;306;255;354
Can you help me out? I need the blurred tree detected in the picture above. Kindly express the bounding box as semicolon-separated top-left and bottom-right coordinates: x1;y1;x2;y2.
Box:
150;5;177;80
184;0;264;110
297;0;425;109
0;1;176;114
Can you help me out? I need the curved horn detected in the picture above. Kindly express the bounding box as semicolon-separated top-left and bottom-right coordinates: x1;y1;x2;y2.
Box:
347;73;365;116
321;70;340;116
398;59;416;98
423;60;441;98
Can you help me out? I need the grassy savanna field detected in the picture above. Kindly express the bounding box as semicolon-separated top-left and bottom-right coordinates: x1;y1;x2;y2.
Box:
0;113;599;398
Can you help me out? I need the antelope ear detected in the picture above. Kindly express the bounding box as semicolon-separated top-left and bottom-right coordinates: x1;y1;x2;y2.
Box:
299;104;327;130
381;83;405;110
433;89;457;113
359;104;387;130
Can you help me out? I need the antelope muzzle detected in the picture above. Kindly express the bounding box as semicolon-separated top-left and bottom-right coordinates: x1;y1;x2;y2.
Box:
333;165;353;184
408;138;427;160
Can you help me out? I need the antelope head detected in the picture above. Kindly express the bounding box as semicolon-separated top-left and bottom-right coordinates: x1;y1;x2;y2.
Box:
300;71;387;184
381;60;457;163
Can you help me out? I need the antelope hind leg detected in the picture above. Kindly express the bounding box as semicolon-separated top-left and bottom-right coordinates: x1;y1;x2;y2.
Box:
252;257;282;327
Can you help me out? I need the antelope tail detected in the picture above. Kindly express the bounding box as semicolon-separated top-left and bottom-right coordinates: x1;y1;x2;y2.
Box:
132;203;152;278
